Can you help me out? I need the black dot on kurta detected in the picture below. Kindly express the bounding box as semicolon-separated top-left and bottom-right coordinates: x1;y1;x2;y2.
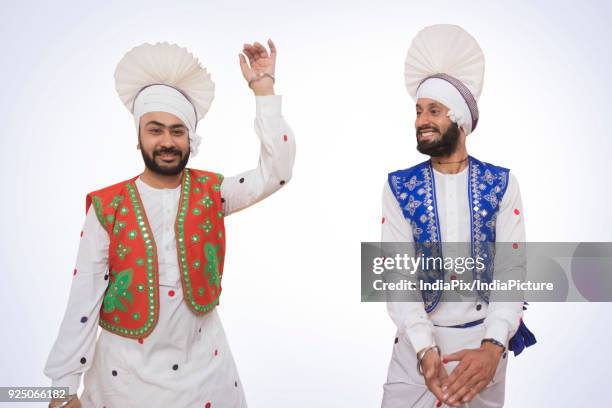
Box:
112;370;117;376
221;197;225;203
476;304;482;311
198;328;202;333
80;316;88;323
235;381;238;387
104;274;109;281
239;177;245;183
80;357;86;364
394;337;398;344
502;351;507;359
172;364;179;371
280;180;285;185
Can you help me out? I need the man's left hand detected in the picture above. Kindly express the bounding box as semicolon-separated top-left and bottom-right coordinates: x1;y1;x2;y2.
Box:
441;342;504;406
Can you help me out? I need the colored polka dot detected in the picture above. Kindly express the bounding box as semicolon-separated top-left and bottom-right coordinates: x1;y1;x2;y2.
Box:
235;381;238;387
138;338;144;344
476;304;482;311
239;178;245;183
104;274;109;281
382;217;385;224
80;231;83;237
112;370;117;376
512;243;519;249
205;403;211;408
394;337;398;344
172;364;179;371
221;197;225;203
214;349;218;356
168;290;175;297
198;328;202;333
80;316;88;323
80;357;87;364
73;268;77;276
450;275;457;280
514;208;520;215
283;134;288;142
280;180;285;185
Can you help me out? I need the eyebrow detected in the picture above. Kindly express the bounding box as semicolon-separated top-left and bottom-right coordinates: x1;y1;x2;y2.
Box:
415;103;442;109
144;120;187;129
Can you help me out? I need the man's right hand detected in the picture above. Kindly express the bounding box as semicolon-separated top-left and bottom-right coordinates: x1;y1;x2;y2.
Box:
48;395;81;408
420;349;454;407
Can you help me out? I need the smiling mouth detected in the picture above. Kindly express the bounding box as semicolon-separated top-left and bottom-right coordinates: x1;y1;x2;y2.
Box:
418;131;439;139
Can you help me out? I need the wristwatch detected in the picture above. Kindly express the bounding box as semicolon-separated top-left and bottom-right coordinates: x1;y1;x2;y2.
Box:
481;338;506;353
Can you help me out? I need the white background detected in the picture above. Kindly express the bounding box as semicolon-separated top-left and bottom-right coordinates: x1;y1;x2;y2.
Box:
1;0;611;406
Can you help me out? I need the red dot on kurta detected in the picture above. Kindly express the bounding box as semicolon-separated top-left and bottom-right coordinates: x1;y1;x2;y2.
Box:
512;243;519;249
382;217;385;224
138;338;144;344
205;403;211;408
168;290;175;297
283;134;288;142
214;349;218;356
450;275;457;280
73;268;77;276
80;231;84;237
514;208;520;215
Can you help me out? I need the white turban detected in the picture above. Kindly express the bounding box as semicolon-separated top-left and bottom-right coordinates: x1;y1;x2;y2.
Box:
416;77;473;136
133;84;202;156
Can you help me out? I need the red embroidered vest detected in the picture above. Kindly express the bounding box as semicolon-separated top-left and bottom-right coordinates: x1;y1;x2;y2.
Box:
85;169;225;339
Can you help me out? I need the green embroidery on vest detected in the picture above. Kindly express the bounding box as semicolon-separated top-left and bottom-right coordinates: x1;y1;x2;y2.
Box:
127;230;138;240
108;195;124;210
212;184;221;192
200;195;213;208
193;207;202;215
91;196;107;227
113;221;126;235
115;243;131;260
204;243;220;287
199;218;213;234
120;206;129;215
103;268;134;313
191;234;200;243
196;176;210;183
106;214;115;223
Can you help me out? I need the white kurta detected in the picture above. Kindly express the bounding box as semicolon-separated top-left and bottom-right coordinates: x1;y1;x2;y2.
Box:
44;95;296;408
381;165;525;408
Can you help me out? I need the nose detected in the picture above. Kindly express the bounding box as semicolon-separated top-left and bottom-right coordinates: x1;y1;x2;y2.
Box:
415;112;432;130
158;129;175;147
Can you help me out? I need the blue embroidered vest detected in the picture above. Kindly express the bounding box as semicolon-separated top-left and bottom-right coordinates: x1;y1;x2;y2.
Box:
388;156;509;312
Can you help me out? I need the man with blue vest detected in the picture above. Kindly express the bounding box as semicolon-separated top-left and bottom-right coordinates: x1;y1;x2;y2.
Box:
381;25;535;408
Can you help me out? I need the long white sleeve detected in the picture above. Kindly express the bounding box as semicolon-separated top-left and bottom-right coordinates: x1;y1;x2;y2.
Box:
483;173;525;345
44;207;110;394
221;95;296;216
382;181;435;354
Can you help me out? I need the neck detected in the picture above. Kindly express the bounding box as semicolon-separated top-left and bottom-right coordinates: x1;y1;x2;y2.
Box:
140;167;184;189
430;145;469;174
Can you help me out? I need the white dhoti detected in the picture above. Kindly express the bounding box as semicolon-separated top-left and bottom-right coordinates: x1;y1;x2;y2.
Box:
80;282;246;408
382;324;509;408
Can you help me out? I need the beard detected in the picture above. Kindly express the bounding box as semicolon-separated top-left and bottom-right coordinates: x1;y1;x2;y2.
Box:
416;121;460;157
140;144;190;176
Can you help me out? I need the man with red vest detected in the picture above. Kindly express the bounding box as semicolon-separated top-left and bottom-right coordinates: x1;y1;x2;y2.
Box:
45;40;295;407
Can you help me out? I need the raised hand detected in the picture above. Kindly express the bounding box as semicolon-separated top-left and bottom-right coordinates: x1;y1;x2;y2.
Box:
239;39;277;96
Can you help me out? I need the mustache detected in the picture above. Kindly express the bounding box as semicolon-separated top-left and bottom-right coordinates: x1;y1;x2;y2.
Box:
416;125;440;135
154;147;181;156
